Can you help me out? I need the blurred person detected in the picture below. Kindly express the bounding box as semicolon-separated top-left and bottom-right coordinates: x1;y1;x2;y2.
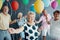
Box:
50;10;60;40
24;11;40;40
10;12;27;40
35;9;51;40
0;5;13;40
0;4;24;40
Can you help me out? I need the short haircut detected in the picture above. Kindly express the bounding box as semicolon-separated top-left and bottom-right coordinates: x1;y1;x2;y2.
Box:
27;11;36;17
53;10;60;15
17;12;23;18
1;4;8;12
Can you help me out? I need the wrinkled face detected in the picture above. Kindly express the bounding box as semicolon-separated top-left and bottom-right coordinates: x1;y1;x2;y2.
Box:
27;14;35;22
54;13;60;19
17;13;23;19
3;6;9;14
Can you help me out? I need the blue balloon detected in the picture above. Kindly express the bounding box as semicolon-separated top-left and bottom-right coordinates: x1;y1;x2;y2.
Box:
30;5;36;12
44;7;47;9
42;0;50;7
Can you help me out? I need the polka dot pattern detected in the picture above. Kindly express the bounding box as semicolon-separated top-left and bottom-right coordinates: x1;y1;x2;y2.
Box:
29;29;33;34
24;24;39;40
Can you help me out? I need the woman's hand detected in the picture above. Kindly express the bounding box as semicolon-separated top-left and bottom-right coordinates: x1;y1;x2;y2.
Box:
38;26;44;31
8;28;16;34
15;27;24;34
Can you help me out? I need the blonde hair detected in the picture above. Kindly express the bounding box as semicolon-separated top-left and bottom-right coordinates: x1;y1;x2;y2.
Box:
27;11;36;17
17;12;23;18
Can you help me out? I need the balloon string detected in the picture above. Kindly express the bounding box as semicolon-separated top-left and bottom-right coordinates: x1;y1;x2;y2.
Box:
15;11;16;14
9;1;12;17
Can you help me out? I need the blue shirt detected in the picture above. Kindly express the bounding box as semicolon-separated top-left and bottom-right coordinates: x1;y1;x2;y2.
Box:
17;17;27;27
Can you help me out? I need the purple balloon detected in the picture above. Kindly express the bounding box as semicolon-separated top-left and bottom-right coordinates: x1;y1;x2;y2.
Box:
51;1;58;9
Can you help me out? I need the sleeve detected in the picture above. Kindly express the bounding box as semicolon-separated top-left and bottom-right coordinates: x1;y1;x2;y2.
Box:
24;18;27;23
9;15;11;23
23;24;27;31
48;14;52;21
38;16;43;23
0;14;1;20
0;14;3;27
0;14;1;22
22;17;27;24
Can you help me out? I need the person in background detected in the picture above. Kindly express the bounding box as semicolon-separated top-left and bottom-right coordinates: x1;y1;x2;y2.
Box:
0;4;24;40
0;5;14;40
24;11;40;40
35;9;51;40
50;10;60;40
10;12;27;40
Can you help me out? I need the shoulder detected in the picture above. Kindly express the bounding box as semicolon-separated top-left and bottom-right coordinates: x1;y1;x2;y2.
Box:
50;17;54;23
23;23;28;30
0;13;3;17
0;12;3;15
7;14;11;18
7;14;11;17
47;14;51;17
35;23;38;28
0;13;2;19
23;23;27;27
47;14;52;19
40;15;44;19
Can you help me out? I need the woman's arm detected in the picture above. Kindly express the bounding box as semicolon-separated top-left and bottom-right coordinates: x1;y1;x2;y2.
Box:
15;26;24;34
10;19;17;24
35;16;43;23
46;14;51;24
46;17;50;24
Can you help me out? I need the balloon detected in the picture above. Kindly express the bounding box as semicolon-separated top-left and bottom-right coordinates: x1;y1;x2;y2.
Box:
50;0;55;3
42;0;50;7
6;0;9;2
22;0;29;5
34;0;44;14
2;0;5;3
57;0;60;5
30;4;36;12
0;1;3;9
51;1;58;9
11;1;19;11
50;0;55;6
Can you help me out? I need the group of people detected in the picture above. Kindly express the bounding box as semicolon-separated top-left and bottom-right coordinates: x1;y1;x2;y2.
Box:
0;4;60;40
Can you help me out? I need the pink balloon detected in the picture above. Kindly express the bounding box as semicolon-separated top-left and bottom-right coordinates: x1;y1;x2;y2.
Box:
51;1;58;9
6;0;9;2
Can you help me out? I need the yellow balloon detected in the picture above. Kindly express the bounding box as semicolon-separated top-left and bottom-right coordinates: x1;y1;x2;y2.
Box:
0;1;3;9
34;0;44;14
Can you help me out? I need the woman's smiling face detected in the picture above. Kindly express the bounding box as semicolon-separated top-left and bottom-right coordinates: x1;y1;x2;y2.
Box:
27;12;35;22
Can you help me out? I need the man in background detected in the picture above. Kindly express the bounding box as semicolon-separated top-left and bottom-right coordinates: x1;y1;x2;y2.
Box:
0;5;14;40
50;10;60;40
